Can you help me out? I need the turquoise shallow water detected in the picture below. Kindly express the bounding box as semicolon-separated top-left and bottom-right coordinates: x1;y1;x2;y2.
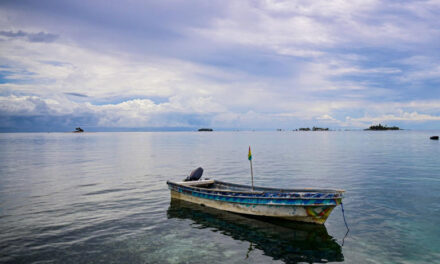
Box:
0;131;439;263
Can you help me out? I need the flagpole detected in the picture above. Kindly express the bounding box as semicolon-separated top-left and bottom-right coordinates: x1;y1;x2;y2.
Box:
250;158;254;191
248;146;254;191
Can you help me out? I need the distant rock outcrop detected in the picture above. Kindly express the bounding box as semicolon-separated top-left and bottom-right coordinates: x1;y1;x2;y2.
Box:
365;124;400;131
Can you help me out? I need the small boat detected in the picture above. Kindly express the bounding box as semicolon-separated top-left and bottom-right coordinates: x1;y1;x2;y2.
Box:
73;127;84;133
167;171;344;224
430;136;439;140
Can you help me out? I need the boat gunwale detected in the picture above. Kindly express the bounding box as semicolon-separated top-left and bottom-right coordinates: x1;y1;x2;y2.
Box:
167;180;345;201
167;180;344;194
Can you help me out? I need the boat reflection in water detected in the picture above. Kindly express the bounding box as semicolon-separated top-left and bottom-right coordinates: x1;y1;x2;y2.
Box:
167;199;344;263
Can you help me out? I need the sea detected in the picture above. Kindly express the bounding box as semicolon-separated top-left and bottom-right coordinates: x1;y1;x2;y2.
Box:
0;131;439;264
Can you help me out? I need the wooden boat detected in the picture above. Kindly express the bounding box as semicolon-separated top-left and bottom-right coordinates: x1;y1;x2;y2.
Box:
167;179;344;224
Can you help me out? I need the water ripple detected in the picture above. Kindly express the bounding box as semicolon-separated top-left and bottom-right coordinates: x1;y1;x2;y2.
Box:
0;131;439;263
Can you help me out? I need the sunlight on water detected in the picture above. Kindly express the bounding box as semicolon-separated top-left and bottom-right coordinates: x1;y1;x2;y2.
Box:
0;131;439;263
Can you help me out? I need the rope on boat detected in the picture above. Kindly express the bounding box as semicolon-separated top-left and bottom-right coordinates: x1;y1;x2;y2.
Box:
341;202;350;246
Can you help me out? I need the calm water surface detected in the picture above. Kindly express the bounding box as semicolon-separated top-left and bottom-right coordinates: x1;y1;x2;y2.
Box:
1;131;439;263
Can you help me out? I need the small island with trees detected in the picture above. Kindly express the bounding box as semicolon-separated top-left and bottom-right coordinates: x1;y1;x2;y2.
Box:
365;124;400;131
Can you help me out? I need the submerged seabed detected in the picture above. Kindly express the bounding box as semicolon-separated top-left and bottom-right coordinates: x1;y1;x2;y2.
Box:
0;131;439;263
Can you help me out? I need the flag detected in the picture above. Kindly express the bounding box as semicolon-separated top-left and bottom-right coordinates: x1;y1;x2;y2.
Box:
248;146;252;161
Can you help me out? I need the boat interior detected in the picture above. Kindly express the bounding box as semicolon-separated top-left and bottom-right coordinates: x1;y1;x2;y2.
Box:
176;179;344;194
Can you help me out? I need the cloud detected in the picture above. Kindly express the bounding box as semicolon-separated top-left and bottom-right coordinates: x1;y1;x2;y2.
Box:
317;114;336;121
0;30;58;42
0;30;27;37
0;92;227;129
0;1;440;130
345;112;440;128
64;92;88;97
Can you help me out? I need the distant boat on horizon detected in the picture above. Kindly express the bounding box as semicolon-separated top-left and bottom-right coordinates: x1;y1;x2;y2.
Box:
73;127;84;133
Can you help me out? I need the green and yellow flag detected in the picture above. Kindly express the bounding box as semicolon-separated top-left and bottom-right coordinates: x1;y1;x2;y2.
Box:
248;146;252;161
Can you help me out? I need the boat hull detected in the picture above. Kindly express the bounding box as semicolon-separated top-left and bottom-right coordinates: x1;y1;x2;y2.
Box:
170;189;337;224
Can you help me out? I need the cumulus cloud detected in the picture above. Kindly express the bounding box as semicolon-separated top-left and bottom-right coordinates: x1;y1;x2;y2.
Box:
0;0;440;130
0;94;221;129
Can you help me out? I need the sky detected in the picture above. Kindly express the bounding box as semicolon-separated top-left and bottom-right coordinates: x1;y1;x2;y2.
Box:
0;0;440;131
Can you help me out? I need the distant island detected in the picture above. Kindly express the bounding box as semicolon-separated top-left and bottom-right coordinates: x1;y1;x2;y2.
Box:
365;124;400;131
73;127;84;133
198;128;213;132
297;127;329;131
